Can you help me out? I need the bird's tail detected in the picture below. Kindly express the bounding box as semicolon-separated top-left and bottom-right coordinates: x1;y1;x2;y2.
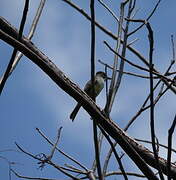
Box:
70;103;81;121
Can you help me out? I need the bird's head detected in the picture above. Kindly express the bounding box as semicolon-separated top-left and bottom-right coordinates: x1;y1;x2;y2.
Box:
96;71;111;80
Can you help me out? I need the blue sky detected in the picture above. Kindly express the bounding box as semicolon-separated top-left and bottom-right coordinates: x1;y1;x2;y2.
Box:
0;0;176;179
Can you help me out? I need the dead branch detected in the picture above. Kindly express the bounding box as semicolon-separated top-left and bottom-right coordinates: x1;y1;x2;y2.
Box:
0;17;176;178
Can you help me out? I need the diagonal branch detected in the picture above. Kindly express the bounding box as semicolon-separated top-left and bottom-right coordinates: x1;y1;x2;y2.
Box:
0;0;29;94
0;18;176;178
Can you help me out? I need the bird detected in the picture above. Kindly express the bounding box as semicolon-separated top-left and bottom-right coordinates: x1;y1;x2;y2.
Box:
70;71;111;121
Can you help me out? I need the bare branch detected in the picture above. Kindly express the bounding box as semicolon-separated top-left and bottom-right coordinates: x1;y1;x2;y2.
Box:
97;0;120;23
124;53;176;131
104;34;176;95
0;0;29;94
11;169;58;180
104;171;146;178
15;143;81;180
105;0;127;115
0;19;176;177
35;128;88;171
171;35;175;62
98;59;158;79
99;126;128;180
47;127;62;161
0;0;46;82
64;164;87;174
128;0;162;36
104;41;172;82
146;21;164;180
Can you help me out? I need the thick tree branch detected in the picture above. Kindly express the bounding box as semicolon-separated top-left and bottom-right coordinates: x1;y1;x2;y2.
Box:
0;17;176;178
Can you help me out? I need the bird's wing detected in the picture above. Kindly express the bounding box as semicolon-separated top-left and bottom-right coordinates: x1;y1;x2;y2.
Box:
84;80;92;95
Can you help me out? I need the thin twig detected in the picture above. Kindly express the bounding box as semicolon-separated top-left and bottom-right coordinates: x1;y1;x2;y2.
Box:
0;149;20;153
104;40;149;71
0;0;46;82
147;22;164;180
11;169;58;180
0;0;29;94
128;0;162;36
49;162;81;180
80;170;146;179
35;128;88;171
97;0;120;23
103;1;133;173
90;0;96;101
62;0;117;39
171;35;175;62
64;165;96;180
104;171;146;178
15;143;81;180
98;59;158;79
105;64;109;104
0;156;14;180
127;38;139;46
91;130;104;172
47;127;62;161
104;0;126;115
124;81;166;131
64;164;87;174
99;126;128;180
104;40;173;83
124;52;176;131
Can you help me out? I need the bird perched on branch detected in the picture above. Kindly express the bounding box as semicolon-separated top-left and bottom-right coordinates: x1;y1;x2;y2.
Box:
70;71;111;121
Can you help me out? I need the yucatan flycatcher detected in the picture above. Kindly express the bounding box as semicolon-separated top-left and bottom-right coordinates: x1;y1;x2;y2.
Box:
70;71;110;121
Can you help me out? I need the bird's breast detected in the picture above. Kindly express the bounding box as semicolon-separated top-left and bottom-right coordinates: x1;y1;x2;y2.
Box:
94;78;104;96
